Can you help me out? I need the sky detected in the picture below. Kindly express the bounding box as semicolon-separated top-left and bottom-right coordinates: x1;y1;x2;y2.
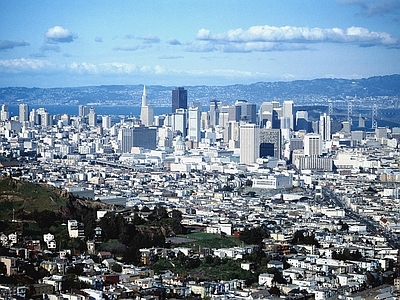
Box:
0;0;399;88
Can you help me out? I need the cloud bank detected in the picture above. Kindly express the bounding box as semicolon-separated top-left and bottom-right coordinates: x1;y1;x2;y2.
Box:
184;25;398;52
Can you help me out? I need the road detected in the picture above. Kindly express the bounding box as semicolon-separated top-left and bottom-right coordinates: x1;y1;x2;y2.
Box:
322;186;400;249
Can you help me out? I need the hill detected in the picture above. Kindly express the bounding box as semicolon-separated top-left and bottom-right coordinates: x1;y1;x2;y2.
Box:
0;177;110;221
0;74;399;107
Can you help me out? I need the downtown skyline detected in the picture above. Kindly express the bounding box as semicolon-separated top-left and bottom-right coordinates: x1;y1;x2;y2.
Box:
0;0;400;88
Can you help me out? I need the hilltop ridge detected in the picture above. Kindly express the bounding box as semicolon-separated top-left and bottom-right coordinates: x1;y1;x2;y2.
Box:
1;74;399;107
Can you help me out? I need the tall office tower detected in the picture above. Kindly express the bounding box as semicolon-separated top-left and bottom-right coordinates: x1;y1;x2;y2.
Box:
235;100;257;124
102;115;112;129
304;133;322;156
19;104;29;122
29;109;39;125
259;103;271;127
259;128;281;159
188;106;201;142
228;104;241;122
36;108;51;126
157;126;173;149
78;105;88;117
239;123;260;164
118;126;157;153
88;107;97;127
295;110;309;132
0;104;9;121
40;111;51;127
209;100;221;127
172;108;187;137
225;121;240;146
319;113;331;141
283;100;294;130
271;109;281;129
172;87;187;113
200;111;209;130
140;85;154;127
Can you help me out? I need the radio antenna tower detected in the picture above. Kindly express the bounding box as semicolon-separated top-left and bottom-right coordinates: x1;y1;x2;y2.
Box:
347;101;353;125
372;104;378;129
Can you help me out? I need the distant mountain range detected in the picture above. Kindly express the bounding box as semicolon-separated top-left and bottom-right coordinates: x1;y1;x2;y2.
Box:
0;74;399;108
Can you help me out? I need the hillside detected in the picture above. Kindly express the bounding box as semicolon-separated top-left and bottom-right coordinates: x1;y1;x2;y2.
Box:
0;74;399;107
0;177;110;221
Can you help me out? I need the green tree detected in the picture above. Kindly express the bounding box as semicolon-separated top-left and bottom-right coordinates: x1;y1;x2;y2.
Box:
239;226;269;245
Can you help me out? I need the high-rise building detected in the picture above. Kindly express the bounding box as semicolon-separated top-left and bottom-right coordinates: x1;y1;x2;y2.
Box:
283;100;294;130
259;128;281;159
140;85;154;127
19;104;29;123
172;87;187;113
240;124;260;164
88;108;97;127
188;106;201;142
0;104;9;121
102;116;112;129
304;133;322;156
319;113;331;141
172;108;187;137
235;100;257;124
209;100;221;127
295;111;309;132
78;105;88;117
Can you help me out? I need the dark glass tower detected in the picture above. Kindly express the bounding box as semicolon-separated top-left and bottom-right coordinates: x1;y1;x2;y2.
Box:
172;87;187;113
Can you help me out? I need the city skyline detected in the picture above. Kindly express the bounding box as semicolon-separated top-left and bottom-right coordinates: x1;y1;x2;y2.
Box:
0;0;399;88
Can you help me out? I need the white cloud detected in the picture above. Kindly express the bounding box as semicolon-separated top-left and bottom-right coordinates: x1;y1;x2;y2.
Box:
192;25;398;52
45;26;76;43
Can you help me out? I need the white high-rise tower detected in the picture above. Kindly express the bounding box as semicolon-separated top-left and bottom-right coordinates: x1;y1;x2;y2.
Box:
319;113;331;141
140;85;153;127
240;123;260;164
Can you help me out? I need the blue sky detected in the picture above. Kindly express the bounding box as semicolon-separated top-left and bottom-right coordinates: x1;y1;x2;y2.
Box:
0;0;399;87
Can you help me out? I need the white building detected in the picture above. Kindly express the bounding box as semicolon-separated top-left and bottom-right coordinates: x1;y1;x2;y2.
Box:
240;123;259;164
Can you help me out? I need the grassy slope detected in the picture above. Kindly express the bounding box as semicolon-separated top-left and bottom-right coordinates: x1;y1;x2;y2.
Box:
0;177;67;220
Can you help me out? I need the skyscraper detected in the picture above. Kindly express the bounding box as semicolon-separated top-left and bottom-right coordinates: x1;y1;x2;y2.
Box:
0;104;9;121
172;108;187;137
295;111;309;132
240;123;260;164
172;87;187;113
209;100;221;127
88;107;97;127
260;128;281;159
19;104;29;123
283;100;294;130
319;113;331;141
140;85;154;126
188;106;201;142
